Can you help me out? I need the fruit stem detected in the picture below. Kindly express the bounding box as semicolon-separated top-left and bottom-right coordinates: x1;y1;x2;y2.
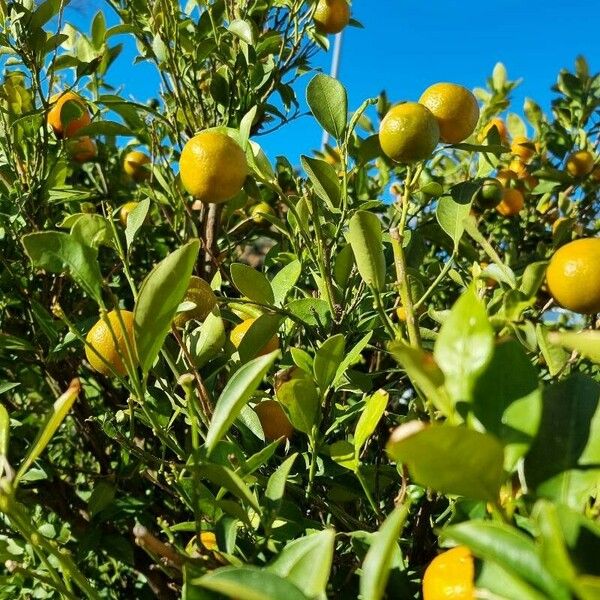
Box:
306;427;319;499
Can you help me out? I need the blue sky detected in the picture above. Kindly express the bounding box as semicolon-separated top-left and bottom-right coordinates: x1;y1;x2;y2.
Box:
66;0;600;162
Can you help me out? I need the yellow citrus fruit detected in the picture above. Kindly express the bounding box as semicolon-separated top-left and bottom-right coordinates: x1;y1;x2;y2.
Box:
496;188;524;217
379;102;440;163
119;202;140;227
68;136;97;163
313;0;350;34
511;135;535;163
552;216;567;235
173;276;218;327
546;238;600;313
47;92;91;138
509;158;528;179
180;131;247;203
566;150;594;177
85;310;135;376
423;546;475;600
254;400;294;441
419;83;480;144
230;317;279;356
250;202;274;225
479;117;508;143
198;531;219;551
475;178;503;209
124;150;151;182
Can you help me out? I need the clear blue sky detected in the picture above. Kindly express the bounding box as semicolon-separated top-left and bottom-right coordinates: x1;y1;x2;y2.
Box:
67;0;600;162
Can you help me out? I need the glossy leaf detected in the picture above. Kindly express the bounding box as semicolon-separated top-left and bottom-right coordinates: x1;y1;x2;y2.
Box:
134;240;200;372
347;210;386;292
271;260;301;306
301;155;341;210
276;376;320;435
354;389;388;460
306;74;347;142
549;330;600;364
125;198;150;250
313;334;345;390
237;313;281;363
230;263;274;305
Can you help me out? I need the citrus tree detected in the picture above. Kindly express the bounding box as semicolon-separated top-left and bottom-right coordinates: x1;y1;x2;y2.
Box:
0;1;599;598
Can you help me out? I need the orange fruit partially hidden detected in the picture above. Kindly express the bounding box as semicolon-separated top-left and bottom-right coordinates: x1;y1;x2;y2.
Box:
68;136;97;163
546;238;600;314
566;150;594;178
419;83;480;144
254;400;294;441
47;91;91;138
511;135;535;163
173;276;218;327
180;131;247;203
313;0;350;34
479;117;508;143
423;546;475;600
124;151;151;182
379;102;440;163
85;310;136;376
230;317;279;357
496;188;524;217
119;201;140;227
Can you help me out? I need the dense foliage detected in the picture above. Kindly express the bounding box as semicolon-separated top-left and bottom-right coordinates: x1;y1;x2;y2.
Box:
0;1;599;598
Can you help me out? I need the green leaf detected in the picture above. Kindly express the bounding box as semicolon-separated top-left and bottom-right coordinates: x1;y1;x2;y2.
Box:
333;332;372;388
306;74;348;142
387;423;505;501
264;453;297;520
442;520;571;600
91;10;106;48
301;156;341;210
347;210;386;292
230;263;274;305
436;193;473;250
359;504;410;600
16;379;80;485
549;330;600;364
354;389;388;460
206;351;278;455
434;288;494;404
313;334;345;391
22;231;103;304
125;198;150;250
0;403;9;457
228;19;255;45
388;341;451;416
329;440;358;472
70;214;114;249
476;560;551;600
75;121;133;137
536;324;568;377
196;463;259;511
134;240;200;373
189;308;226;368
473;339;542;471
88;480;116;516
268;530;335;598
286;298;330;327
276;376;320;435
524;374;600;509
237;313;281;363
193;566;308;600
271;260;301;306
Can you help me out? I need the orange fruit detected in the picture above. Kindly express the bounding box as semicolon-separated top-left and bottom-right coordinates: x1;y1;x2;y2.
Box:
230;318;279;356
379;102;440;163
419;83;480;144
254;400;294;441
509;158;528;179
179;131;247;203
47;91;91;138
124;150;151;182
511;135;535;163
198;531;219;551
496;188;524;217
565;150;595;177
422;546;475;600
85;310;136;376
173;276;218;327
313;0;350;34
119;201;140;227
479;117;508;143
250;202;274;225
68;136;97;163
546;238;600;313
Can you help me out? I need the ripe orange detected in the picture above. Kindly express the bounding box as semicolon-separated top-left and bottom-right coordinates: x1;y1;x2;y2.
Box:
379;102;440;163
230;317;279;356
47;92;91;138
546;238;600;314
85;310;136;376
68;136;97;163
496;188;524;217
422;546;475;600
179;131;247;203
495;169;518;188
565;150;594;177
250;202;274;225
313;0;350;34
509;158;528;180
511;135;535;163
173;276;218;327
254;400;294;441
124;151;151;182
119;202;140;227
479;117;508;143
419;83;480;144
